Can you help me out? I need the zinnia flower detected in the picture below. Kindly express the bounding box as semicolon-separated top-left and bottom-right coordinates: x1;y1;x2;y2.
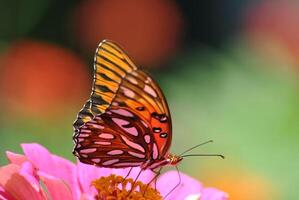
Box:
0;143;228;200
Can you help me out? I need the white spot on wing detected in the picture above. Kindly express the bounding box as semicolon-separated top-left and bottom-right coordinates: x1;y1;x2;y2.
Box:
132;71;138;77
144;135;151;144
95;116;102;120
107;150;124;155
141;120;149;128
112;102;119;106
90;124;104;129
144;84;157;97
112;108;134;117
127;76;138;85
112;118;130;126
145;77;152;84
78;134;89;137
80;148;97;154
92;158;101;163
112;118;139;136
128;151;145;158
152;143;159;159
81;129;91;133
124;127;139;136
122;87;135;98
95;141;111;145
102;159;119;166
98;133;114;139
121;135;145;153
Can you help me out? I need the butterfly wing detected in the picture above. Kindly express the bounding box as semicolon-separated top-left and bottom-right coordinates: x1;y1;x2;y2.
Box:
73;40;137;129
75;107;153;167
73;40;172;167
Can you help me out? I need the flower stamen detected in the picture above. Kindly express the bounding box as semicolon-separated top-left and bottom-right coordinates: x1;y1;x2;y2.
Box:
92;174;162;200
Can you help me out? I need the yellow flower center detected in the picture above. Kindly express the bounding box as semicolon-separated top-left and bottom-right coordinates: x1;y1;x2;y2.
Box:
92;174;162;200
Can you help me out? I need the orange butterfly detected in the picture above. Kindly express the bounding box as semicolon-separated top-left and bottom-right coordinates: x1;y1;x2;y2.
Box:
73;40;183;170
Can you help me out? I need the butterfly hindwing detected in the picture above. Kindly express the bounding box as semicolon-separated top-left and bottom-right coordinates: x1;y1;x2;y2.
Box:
74;106;154;167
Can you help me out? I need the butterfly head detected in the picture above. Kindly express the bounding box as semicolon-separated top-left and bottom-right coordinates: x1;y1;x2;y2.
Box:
166;153;183;166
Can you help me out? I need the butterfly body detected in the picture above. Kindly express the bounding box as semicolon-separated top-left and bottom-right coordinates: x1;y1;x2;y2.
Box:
73;40;182;170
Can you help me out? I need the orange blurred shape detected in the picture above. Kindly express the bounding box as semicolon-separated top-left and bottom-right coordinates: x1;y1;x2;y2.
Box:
0;40;90;117
206;169;278;200
71;0;183;66
245;1;299;68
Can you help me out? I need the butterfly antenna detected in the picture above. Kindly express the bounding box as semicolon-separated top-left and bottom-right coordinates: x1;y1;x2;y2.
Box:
179;140;213;156
182;154;225;159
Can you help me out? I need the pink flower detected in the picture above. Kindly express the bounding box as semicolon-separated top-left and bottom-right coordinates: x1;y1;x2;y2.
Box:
0;143;228;200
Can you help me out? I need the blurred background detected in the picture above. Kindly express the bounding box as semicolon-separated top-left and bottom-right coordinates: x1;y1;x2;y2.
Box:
1;0;299;199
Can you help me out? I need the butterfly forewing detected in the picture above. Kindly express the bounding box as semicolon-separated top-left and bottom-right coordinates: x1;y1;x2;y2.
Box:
73;40;172;168
73;41;134;130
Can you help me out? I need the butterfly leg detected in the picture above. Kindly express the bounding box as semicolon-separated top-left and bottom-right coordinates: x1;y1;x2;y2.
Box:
126;168;143;197
163;166;181;200
122;167;133;183
142;167;162;197
154;167;162;190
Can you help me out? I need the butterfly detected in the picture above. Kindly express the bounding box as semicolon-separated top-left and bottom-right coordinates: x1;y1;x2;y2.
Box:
72;39;183;170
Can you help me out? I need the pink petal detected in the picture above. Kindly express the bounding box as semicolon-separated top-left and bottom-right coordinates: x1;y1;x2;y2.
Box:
77;161;112;194
21;143;79;199
0;164;45;200
51;155;80;199
38;172;73;200
6;151;27;165
0;185;16;200
21;143;55;174
19;162;40;191
156;171;203;200
200;187;229;200
80;194;96;200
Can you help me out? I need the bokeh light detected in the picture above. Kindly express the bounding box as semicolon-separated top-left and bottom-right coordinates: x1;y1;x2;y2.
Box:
0;40;90;118
71;0;183;66
206;168;278;200
245;0;299;70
